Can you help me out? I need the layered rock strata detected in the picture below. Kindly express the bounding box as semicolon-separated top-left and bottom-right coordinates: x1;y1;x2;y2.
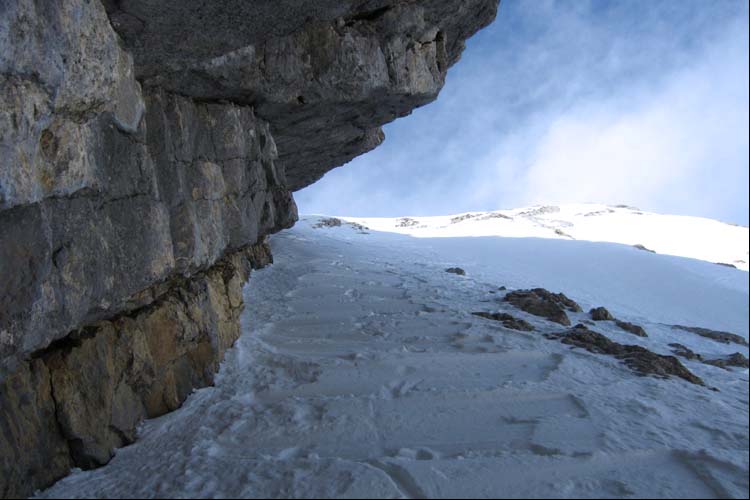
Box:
1;244;271;498
1;0;498;496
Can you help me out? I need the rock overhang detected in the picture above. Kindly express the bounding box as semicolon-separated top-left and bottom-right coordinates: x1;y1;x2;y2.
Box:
104;0;500;190
0;1;499;495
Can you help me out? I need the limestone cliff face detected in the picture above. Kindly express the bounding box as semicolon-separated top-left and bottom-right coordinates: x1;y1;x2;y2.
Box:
105;0;498;189
0;0;497;496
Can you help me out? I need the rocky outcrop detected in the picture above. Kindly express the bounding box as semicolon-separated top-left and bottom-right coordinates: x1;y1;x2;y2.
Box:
546;324;704;386
313;217;369;233
314;217;344;228
1;243;272;497
1;0;499;496
1;86;296;373
669;344;749;370
1;0;498;373
398;217;421;227
590;307;614;321
103;0;498;190
615;320;648;337
668;343;703;361
0;0;296;371
472;312;535;331
714;262;737;269
589;307;647;336
703;352;749;369
633;243;656;253
504;288;582;326
671;325;748;347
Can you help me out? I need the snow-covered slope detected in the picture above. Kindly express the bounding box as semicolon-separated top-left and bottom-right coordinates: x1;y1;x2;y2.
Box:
39;214;749;499
342;204;750;271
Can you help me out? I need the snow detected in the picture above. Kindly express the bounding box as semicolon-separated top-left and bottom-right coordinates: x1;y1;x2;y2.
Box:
38;211;749;499
341;203;750;271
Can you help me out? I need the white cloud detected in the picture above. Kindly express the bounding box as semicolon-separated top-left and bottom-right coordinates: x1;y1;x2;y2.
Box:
296;1;749;224
510;15;749;218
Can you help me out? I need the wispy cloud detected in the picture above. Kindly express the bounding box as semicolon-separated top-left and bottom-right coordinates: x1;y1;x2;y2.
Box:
296;0;749;225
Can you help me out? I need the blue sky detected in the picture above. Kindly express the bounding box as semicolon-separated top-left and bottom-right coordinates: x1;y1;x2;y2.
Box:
296;0;749;225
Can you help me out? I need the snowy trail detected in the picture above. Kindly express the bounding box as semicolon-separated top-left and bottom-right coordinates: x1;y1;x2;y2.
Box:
39;218;749;498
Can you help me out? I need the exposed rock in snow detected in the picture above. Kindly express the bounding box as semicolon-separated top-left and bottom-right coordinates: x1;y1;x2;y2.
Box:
477;212;513;221
633;243;657;253
397;217;421;227
445;267;466;276
615;319;649;337
670;343;749;370
669;342;704;361
703;352;749;369
314;217;369;233
589;307;648;337
451;213;479;223
590;306;615;321
472;312;535;331
504;288;582;326
671;325;748;347
314;217;344;228
547;324;703;386
715;262;738;268
518;205;561;217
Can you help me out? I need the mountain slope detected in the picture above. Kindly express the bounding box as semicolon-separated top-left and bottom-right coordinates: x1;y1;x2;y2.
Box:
342;203;750;271
39;213;749;498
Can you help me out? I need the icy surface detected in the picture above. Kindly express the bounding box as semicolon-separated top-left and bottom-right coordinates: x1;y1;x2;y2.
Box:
39;214;749;498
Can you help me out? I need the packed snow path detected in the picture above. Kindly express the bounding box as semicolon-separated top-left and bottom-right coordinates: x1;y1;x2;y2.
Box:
40;218;749;498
